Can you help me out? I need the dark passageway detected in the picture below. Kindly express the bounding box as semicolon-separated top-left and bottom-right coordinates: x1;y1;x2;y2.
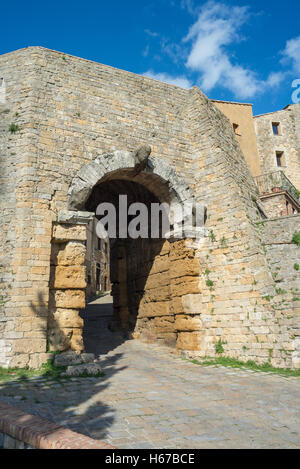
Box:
80;293;127;356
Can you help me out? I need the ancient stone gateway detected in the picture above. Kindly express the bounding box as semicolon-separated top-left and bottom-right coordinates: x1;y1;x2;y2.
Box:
0;47;299;369
49;147;201;352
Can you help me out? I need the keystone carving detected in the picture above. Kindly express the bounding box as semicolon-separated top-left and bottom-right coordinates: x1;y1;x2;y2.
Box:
132;144;152;176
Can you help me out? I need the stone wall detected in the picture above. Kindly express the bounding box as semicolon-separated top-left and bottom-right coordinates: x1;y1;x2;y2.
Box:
0;46;299;368
257;215;300;368
0;102;16;367
178;88;297;367
0;78;5;104
254;104;300;190
212;100;261;178
259;192;300;219
0;49;52;369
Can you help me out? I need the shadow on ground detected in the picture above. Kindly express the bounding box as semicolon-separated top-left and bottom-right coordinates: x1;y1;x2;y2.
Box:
0;353;128;441
0;294;131;442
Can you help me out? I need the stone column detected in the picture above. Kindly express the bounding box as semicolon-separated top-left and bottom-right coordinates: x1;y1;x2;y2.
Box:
169;239;204;352
48;211;94;352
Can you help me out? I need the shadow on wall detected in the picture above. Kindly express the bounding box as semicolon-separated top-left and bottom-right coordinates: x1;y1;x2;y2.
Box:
109;237;170;342
29;290;83;356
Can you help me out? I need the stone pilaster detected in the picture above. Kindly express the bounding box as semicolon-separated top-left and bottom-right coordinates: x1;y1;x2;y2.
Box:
48;211;93;352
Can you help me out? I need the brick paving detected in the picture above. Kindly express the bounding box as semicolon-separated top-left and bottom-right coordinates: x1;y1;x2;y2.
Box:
0;296;299;449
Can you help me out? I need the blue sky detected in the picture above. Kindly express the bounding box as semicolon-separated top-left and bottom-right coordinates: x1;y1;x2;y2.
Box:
1;0;300;115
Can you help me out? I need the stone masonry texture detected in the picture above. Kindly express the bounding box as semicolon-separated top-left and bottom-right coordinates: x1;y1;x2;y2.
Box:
255;104;300;190
0;46;299;369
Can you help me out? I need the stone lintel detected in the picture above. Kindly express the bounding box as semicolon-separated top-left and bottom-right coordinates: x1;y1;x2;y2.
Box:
57;210;94;225
167;227;208;243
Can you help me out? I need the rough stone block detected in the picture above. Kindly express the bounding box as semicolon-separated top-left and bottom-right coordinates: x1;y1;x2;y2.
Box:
63;363;102;377
15;317;47;333
175;314;202;331
49;290;86;309
143;285;170;303
182;294;202;314
149;316;175;332
54;351;83;366
48;328;73;352
49;309;83;329
29;352;51;369
170;257;200;279
13;339;46;354
52;224;87;242
138;301;169;318
50;266;86;289
51;241;86;266
170;278;200;297
70;329;84;352
176;331;204;351
9;354;30;368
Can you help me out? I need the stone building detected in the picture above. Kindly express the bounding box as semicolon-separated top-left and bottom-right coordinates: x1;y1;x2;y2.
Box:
213;100;300;218
85;217;110;298
254;105;300;217
0;47;299;370
212;100;262;178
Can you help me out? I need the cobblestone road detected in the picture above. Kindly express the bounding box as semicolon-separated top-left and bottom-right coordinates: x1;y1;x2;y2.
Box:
0;295;299;449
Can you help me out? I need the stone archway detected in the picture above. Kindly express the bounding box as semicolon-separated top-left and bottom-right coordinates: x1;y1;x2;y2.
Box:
67;146;194;211
48;147;204;353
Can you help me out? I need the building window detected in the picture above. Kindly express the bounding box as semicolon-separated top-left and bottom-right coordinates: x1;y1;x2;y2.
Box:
276;151;284;167
233;123;239;135
272;122;280;135
97;238;101;250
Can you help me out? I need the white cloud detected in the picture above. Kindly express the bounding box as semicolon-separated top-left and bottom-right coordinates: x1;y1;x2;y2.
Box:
161;40;187;64
142;1;290;100
142;45;150;57
282;35;300;74
143;70;192;89
183;1;263;98
266;71;286;87
180;1;288;99
180;0;196;15
144;29;159;38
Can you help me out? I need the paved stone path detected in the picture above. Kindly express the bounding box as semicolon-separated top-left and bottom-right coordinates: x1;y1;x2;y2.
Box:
0;295;299;449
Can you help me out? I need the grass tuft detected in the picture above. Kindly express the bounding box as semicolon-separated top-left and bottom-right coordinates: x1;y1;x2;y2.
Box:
8;123;20;133
0;355;105;382
183;356;300;377
292;231;300;246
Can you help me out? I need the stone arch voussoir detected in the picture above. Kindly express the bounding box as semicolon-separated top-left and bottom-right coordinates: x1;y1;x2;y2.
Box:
67;148;195;210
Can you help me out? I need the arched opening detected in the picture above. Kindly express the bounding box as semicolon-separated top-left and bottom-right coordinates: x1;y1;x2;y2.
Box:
48;148;202;356
80;171;176;354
